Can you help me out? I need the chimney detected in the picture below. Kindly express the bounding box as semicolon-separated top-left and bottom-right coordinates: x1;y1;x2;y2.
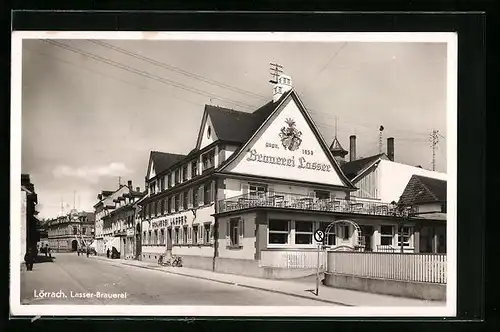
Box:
136;187;140;192
349;135;357;162
272;74;293;102
387;137;394;161
127;180;132;188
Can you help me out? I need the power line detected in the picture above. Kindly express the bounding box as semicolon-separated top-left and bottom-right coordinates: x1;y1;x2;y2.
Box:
24;48;204;108
44;39;256;111
89;39;269;101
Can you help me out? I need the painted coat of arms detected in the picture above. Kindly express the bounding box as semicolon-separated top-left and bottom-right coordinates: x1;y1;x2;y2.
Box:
279;118;303;151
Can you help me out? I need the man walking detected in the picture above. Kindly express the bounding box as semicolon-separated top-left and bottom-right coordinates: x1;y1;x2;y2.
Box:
24;247;34;271
86;246;90;257
106;248;110;259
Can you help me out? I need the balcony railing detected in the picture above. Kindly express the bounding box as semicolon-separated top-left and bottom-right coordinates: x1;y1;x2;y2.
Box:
217;192;412;217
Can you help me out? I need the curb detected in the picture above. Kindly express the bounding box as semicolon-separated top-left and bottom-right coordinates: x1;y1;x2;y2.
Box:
91;256;351;306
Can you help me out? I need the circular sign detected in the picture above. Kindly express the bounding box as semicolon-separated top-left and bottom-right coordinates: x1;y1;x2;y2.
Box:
314;229;325;243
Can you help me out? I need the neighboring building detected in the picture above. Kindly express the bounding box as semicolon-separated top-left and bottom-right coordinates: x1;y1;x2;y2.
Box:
21;174;39;260
132;194;148;260
399;175;447;253
47;210;95;252
93;189;115;255
100;181;145;259
137;74;444;278
340;136;447;204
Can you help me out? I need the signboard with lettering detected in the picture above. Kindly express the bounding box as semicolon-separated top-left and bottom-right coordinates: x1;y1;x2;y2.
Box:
224;99;345;186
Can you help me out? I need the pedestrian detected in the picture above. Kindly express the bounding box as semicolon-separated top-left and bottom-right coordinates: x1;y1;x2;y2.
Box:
86;247;89;257
106;248;110;259
48;246;52;258
24;248;34;271
44;244;48;257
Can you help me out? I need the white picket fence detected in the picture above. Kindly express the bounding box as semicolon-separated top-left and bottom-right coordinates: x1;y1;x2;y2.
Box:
327;251;447;284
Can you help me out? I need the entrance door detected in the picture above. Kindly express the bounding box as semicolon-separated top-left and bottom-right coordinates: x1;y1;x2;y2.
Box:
122;238;126;258
360;226;374;252
71;240;78;251
167;228;173;251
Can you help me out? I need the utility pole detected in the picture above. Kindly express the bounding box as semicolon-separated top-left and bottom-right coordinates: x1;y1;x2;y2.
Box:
118;176;122;188
269;62;283;84
430;130;443;171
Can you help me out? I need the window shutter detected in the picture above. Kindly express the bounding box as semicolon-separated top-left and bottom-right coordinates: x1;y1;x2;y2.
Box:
239;218;244;238
199;186;204;206
180;194;184;210
187;189;192;208
210;224;215;244
210;181;215;203
226;220;230;246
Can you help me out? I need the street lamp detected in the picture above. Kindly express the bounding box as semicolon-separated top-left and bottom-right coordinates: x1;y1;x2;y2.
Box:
390;200;413;254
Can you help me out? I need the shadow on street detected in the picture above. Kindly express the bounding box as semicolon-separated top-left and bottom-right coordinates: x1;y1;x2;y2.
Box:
34;255;56;263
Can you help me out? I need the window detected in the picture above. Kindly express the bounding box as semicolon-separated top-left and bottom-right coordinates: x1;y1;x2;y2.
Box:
167;196;171;213
249;184;266;198
183;226;188;244
204;223;211;244
204;182;212;205
315;190;330;200
342;225;350;240
175;169;181;184
161;199;166;214
174;227;180;244
192;187;199;207
82;227;86;235
268;220;289;244
160;229;165;245
160;177;165;191
380;225;394;246
151;181;156;194
183;165;188;181
295;221;313;244
320;222;336;246
191;160;198;178
154;230;158;245
397;226;412;247
193;225;199;244
175;194;180;211
148;231;152;245
73;227;78;235
183;191;189;210
157;200;161;215
202;150;215;171
168;174;172;188
229;218;241;247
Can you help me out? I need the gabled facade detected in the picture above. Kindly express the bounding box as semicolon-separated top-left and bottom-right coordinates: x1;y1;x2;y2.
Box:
46;210;95;252
137;74;442;278
93;181;142;255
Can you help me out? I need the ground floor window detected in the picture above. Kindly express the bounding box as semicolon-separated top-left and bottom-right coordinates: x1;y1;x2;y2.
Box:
269;219;290;244
183;226;188;244
174;227;180;244
229;218;241;246
148;231;152;245
295;221;313;244
160;229;165;245
154;230;158;245
204;223;211;244
320;222;336;245
380;225;394;246
193;225;199;244
397;226;412;247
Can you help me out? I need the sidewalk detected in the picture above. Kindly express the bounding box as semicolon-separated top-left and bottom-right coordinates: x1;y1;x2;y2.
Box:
90;255;445;307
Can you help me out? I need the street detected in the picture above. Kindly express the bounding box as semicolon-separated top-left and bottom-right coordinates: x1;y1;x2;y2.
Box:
21;253;329;306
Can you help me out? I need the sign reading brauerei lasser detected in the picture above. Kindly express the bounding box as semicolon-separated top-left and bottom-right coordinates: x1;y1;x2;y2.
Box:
245;118;332;172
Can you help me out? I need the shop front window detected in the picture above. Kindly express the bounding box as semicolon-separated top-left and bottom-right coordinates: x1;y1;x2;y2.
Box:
229;218;241;246
268;220;290;244
380;225;394;246
397;226;412;247
295;221;313;244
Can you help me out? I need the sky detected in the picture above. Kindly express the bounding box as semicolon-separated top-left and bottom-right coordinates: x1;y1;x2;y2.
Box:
20;36;449;219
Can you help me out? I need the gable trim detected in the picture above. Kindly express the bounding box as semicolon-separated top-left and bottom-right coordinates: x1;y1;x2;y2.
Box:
351;158;383;183
218;89;355;189
195;108;210;150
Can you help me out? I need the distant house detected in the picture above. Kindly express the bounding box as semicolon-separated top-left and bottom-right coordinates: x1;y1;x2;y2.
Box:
399;175;447;253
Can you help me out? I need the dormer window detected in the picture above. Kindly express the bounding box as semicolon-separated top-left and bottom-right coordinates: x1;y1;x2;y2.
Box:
207;126;211;138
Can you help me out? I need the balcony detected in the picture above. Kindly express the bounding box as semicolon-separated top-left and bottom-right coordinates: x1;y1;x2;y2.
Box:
217;192;410;217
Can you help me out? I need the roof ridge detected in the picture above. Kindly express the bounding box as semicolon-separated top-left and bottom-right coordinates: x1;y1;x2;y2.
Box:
414;175;441;202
